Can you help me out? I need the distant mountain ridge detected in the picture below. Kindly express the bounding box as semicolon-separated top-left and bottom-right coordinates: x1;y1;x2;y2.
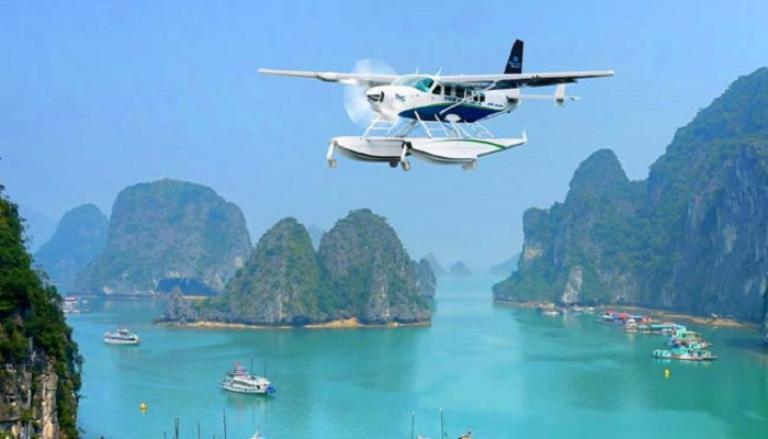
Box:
423;254;446;277
164;209;434;326
490;253;519;276
34;204;108;293
493;68;768;337
75;179;252;296
449;261;472;277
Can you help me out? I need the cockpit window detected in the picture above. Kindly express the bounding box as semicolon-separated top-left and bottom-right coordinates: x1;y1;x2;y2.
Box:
392;76;435;92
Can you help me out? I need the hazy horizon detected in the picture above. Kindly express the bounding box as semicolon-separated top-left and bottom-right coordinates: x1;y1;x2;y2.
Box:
2;0;767;268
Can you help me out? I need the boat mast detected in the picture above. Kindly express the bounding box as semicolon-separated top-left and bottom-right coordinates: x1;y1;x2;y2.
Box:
440;409;445;439
222;409;228;439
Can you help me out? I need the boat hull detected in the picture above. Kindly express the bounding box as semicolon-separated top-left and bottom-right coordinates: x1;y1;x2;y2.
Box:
653;349;717;361
220;382;275;395
103;338;140;346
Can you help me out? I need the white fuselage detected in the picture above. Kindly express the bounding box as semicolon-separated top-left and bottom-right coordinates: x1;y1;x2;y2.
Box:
365;75;517;123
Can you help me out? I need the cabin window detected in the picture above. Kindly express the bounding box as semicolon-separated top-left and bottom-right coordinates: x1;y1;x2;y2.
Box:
444;85;453;96
432;85;442;95
392;75;434;92
456;88;465;98
479;93;485;102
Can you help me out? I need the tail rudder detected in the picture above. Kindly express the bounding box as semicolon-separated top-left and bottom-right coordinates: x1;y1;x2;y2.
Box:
504;40;524;74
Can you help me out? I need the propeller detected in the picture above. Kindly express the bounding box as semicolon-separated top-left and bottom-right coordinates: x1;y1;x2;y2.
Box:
343;59;396;127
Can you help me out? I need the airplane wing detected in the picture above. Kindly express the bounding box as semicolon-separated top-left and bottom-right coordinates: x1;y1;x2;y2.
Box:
438;70;614;90
258;68;396;87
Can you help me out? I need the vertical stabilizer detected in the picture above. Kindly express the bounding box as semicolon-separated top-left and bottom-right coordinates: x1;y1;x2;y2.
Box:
504;40;524;74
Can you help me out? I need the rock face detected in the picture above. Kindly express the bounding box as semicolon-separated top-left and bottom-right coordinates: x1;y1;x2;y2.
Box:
165;210;432;326
201;218;329;325
75;179;252;296
34;204;108;293
1;190;80;438
317;209;431;324
494;68;768;334
413;258;437;299
1;360;60;439
449;261;472;277
423;254;446;276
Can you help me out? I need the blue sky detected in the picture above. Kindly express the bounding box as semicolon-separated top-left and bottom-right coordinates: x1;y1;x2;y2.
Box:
1;0;767;268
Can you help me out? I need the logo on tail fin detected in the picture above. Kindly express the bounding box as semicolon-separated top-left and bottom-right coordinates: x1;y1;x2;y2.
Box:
504;40;524;74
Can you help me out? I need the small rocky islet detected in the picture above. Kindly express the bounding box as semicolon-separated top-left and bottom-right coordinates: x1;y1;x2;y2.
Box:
162;209;436;327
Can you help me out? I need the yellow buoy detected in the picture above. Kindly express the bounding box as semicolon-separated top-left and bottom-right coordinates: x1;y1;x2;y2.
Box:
663;368;671;379
139;402;148;412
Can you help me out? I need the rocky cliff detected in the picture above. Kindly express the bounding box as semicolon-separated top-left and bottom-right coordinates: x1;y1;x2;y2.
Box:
164;210;432;326
200;218;330;325
423;254;446;277
75;179;252;296
1;188;81;438
34;204;108;294
413;258;437;299
494;68;768;336
318;209;431;324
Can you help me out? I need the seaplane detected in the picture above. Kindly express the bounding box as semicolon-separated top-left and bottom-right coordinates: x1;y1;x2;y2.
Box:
259;40;613;171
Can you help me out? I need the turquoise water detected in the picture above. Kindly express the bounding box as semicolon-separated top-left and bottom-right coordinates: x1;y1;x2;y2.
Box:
71;277;768;438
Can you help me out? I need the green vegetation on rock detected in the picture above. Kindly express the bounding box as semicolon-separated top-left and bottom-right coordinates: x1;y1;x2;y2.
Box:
318;209;431;324
75;179;252;296
494;68;768;329
34;204;108;294
201;218;331;325
0;187;81;437
166;209;432;326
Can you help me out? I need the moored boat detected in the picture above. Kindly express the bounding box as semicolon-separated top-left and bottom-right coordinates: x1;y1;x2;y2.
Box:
624;319;652;333
220;363;276;395
103;328;140;345
538;308;561;317
652;347;717;361
650;322;686;335
667;329;711;349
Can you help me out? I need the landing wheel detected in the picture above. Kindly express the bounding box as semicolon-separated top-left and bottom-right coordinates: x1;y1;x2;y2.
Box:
401;160;411;172
389;161;398;168
327;158;337;169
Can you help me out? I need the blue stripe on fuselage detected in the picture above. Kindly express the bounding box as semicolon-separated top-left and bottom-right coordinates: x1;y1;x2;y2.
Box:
398;103;501;123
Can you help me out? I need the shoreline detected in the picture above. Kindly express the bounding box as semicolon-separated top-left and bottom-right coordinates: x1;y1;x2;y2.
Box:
161;317;431;331
493;299;758;329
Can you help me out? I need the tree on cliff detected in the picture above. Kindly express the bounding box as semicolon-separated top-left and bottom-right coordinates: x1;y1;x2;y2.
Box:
0;185;81;437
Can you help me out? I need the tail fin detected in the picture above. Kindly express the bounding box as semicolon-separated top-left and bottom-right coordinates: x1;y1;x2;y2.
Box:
504;40;524;74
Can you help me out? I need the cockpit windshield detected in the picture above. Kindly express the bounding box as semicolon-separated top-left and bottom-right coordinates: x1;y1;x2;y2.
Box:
392;76;434;92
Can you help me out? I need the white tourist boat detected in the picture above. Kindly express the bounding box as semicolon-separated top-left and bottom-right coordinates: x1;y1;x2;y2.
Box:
220;364;275;395
103;328;141;345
